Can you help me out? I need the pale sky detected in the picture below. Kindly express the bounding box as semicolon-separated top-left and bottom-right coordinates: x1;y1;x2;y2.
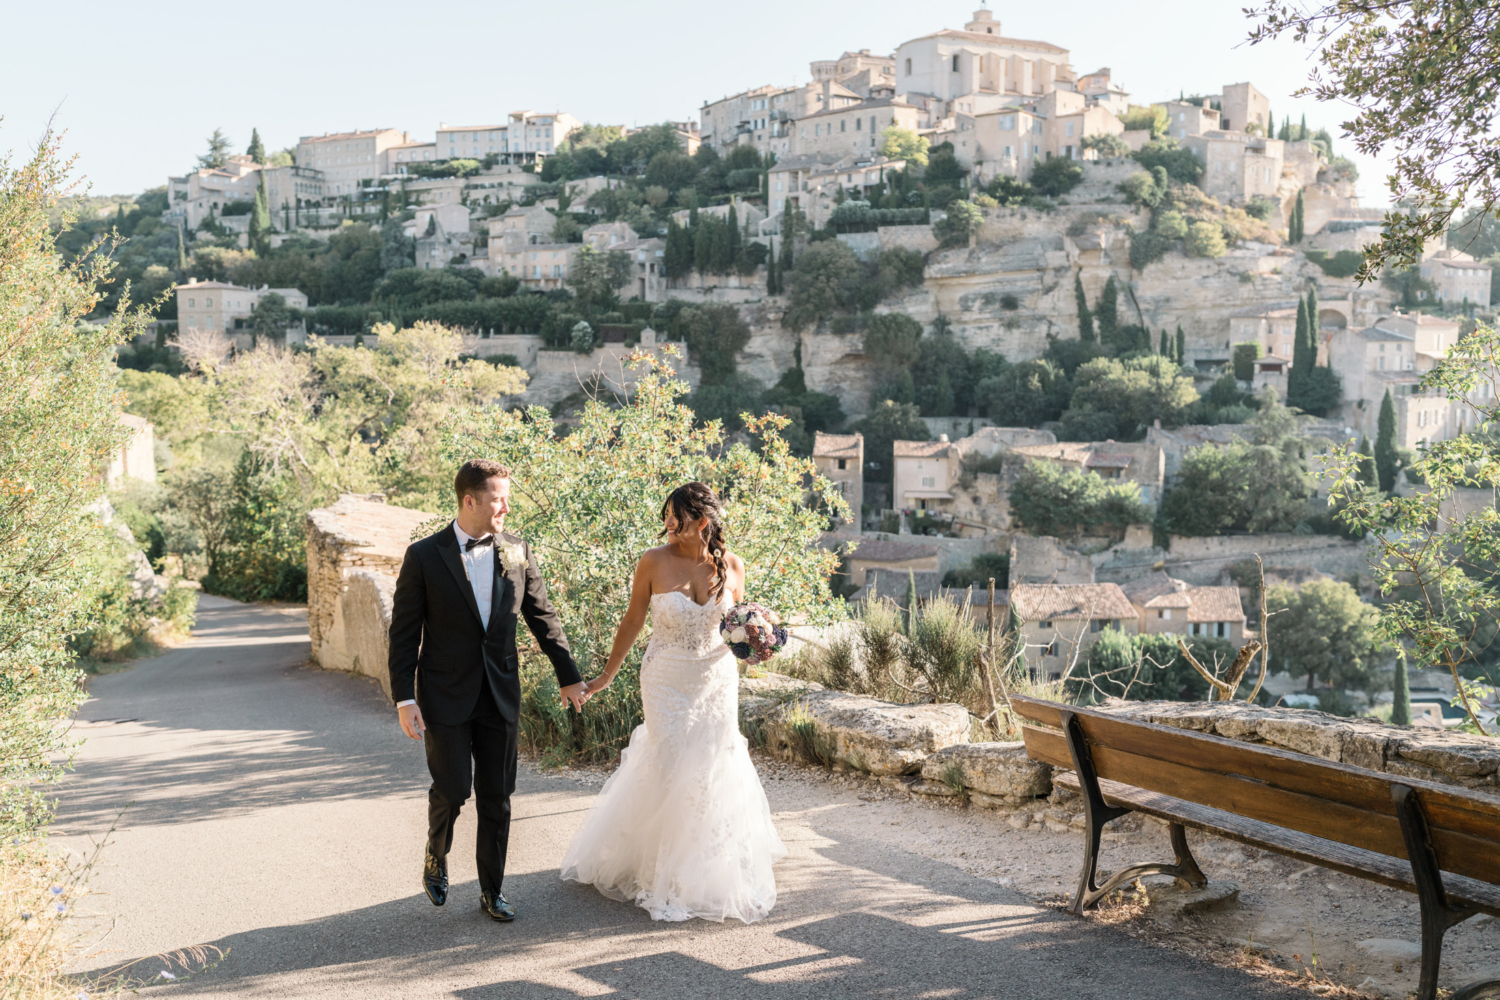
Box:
1;0;1390;205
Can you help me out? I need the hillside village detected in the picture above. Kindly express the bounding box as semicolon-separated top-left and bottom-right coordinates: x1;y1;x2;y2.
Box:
93;6;1500;727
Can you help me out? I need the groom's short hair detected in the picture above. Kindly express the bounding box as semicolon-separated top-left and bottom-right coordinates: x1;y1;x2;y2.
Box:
455;459;511;503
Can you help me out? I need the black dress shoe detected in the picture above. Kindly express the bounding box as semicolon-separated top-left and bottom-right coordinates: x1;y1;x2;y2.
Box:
423;850;448;907
480;890;515;922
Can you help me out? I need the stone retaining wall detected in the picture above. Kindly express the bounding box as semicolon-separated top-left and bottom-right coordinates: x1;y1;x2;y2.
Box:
1096;700;1500;795
306;494;436;699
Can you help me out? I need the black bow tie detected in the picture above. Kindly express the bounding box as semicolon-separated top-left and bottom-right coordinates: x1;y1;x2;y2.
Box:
465;535;494;551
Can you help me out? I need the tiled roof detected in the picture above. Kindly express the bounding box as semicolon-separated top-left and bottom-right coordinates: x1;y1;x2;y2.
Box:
175;281;244;291
1361;326;1416;342
299;129;398;144
1009;442;1094;464
799;97;916;121
1120;571;1183;605
894;439;951;459
813;432;863;459
914;28;1069;54
1010;583;1135;622
1085;453;1133;469
858;568;944;603
1184;586;1246;623
846;539;938;562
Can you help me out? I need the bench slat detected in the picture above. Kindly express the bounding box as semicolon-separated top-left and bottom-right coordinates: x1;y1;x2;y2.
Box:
1024;723;1500;887
1012;695;1500;847
1051;771;1500;919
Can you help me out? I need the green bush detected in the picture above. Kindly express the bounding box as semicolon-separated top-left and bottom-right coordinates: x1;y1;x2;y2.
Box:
1154;210;1188;240
1129;229;1172;269
1232;342;1262;381
1029;157;1084;197
1305;249;1364;278
202;452;309;602
1008;460;1149;537
942;552;1010;589
1186;221;1227;258
1132;138;1204;184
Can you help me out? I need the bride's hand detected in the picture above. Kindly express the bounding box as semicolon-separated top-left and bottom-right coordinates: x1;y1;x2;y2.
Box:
584;674;612;696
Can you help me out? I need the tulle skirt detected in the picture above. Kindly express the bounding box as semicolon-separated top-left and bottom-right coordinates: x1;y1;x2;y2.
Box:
560;639;786;923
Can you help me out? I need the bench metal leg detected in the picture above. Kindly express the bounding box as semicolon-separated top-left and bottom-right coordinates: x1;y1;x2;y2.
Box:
1392;784;1483;1000
1061;711;1209;916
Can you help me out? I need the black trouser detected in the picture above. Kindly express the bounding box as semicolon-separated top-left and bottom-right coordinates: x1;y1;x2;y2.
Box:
423;674;517;895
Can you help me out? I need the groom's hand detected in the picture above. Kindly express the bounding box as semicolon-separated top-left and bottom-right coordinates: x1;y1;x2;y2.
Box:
398;703;426;740
560;682;589;713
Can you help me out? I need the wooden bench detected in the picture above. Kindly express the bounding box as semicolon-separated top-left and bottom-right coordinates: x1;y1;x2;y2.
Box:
1012;695;1500;1000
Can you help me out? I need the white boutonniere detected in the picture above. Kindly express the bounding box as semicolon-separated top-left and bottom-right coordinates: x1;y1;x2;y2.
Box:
500;541;527;572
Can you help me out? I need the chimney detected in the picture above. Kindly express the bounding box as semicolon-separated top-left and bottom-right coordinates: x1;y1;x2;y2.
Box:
939;433;949;443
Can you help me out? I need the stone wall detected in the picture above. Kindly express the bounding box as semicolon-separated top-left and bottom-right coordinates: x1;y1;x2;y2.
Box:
306;494;436;699
520;341;700;410
1095;532;1371;587
1097;700;1500;796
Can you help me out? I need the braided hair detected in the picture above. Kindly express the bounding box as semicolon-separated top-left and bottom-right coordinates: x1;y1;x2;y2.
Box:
660;482;729;600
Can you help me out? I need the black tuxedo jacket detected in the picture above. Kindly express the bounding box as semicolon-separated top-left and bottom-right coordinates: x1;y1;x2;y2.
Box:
387;524;581;727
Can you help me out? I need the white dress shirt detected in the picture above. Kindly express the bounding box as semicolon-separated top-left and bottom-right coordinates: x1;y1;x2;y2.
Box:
396;521;496;710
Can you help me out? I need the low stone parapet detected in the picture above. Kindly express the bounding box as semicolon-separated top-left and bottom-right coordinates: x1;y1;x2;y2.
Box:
920;742;1053;802
1094;700;1500;795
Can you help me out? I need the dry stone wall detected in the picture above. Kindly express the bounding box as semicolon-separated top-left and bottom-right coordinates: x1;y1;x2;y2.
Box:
306;494;436;699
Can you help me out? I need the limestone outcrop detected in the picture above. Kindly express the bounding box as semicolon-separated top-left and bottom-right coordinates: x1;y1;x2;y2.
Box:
921;741;1054;801
740;672;970;775
306;494;436;699
1095;700;1500;795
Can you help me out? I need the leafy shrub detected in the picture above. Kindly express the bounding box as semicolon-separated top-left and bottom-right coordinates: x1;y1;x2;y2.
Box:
1232;342;1262;381
942;552;1010;589
203;452;309;602
863;312;923;372
1154;210;1188;240
1082;134;1133;158
1245;195;1279;220
1186;220;1227;258
1008;460;1149;537
1029;157;1084;197
1129;229;1172;269
933;201;984;247
1133;138;1203;184
1305;249;1364;278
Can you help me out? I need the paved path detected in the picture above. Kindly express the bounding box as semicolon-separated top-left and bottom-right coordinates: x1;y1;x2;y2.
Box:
56;595;1302;999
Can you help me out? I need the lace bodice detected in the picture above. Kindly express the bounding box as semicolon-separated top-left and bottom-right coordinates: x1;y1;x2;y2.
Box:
647;590;730;656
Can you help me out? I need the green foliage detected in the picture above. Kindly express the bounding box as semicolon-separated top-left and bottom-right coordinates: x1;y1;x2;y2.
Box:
933;200;984;247
1186;220;1227;258
863;312;923;373
1081;133;1132;158
1303;249;1364;278
1245;195;1279;220
1160;392;1313;535
1008;461;1150;536
198;127;232;169
1129;228;1172;269
681;304;752;385
1119;170;1166;209
1074;273;1095;342
1233;342;1262;381
1063;355;1199;439
1289;189;1306;243
977;358;1069;425
1375;389;1399;492
1121;105;1170;138
1132;138;1203;184
880;126;929;167
1154;210;1188;240
1029;157;1085;197
942;552;1010;589
1;130;140;839
784;240;869;327
856;400;928;476
1095;276;1119;345
200;452;308;601
985;174;1044;208
439;356;847;760
566;245;632;317
248;291;296;344
1265;579;1385;693
1080;630;1232;702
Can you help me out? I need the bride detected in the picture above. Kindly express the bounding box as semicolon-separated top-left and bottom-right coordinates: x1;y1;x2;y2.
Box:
560;482;787;923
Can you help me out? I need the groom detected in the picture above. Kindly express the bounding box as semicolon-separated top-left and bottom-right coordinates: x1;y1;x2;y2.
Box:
388;459;590;922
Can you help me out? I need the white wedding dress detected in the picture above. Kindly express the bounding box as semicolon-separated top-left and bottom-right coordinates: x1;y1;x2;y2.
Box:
560;590;787;923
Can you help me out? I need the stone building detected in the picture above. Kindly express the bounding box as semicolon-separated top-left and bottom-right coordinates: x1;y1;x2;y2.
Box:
295;128;410;201
1005;440;1165;506
1327;312;1472;448
1009;582;1138;680
813;432;864;525
1121;572;1250;647
845;538;940;589
893;436;959;511
810;49;898;98
306;494;437;701
174;278;309;348
1420;249;1492;309
894;9;1078;116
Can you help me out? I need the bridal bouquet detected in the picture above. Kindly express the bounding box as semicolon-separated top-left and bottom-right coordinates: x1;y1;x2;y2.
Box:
719;603;789;666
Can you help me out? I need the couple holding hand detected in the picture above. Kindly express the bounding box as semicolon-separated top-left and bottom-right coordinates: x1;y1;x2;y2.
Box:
388;460;785;925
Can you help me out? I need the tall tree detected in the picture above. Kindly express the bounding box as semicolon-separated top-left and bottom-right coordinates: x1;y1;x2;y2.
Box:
248;172;272;256
176;221;187;273
1074;273;1095;342
726;202;741;262
247;127;266;165
1289;189;1305;243
1356;437;1378;488
1305;283;1321;362
199;128;232;170
780;198;795;270
1288;298;1310;407
1174;323;1186;363
1159;329;1170;356
765;238;778;294
693;216;712;275
1095;276;1119;347
1375;389;1399;492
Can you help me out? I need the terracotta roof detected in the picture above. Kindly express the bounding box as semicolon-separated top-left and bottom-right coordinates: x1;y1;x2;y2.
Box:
1009;442;1094;464
813;432;863;459
894;439;950;459
1120;571;1184;605
847;539;938;562
1010;583;1135;622
858;568;944;603
1184;586;1246;623
1085;453;1133;469
1361;326;1416;342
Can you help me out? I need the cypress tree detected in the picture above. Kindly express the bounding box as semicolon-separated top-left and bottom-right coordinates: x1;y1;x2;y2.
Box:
935;371;954;416
1307;285;1323;366
693;216;712;274
688;191;699;229
176;222;187;273
1074;273;1095;342
1290;189;1305;243
1095;276;1119;346
246;127;265;165
710;216;732;274
1159;328;1170;356
765;237;778;294
1298;113;1308;141
1288;299;1310;406
898;369;916;405
1392;657;1412;726
727;202;741;262
248;172;272;256
1175;323;1186;363
780;198;795;270
1375;389;1399;492
1357;437;1378;488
